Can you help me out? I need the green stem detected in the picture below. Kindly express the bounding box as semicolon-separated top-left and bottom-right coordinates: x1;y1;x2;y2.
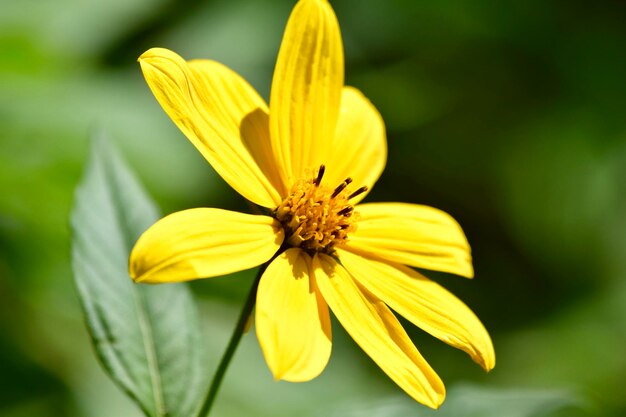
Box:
196;263;267;417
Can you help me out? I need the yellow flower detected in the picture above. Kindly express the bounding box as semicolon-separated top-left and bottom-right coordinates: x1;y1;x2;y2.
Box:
129;0;494;409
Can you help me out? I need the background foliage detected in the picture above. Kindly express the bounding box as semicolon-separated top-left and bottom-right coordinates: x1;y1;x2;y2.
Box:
1;0;625;416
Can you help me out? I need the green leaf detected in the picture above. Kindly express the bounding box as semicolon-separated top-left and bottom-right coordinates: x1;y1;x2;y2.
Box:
70;134;209;417
316;384;586;417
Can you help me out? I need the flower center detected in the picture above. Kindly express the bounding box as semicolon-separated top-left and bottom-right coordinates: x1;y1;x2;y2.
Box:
274;165;367;254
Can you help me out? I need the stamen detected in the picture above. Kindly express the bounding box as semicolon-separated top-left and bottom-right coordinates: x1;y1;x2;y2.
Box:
337;206;353;216
274;169;363;254
313;165;326;186
348;186;368;200
331;177;353;198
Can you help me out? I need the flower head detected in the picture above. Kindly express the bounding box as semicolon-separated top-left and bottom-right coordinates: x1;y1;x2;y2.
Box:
130;0;494;409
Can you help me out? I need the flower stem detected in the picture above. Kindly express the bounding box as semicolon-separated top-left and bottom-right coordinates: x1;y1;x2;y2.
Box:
196;263;266;417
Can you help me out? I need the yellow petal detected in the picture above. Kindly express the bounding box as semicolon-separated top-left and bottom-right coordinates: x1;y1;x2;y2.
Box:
338;250;495;371
269;0;344;184
313;254;445;409
323;87;386;203
129;208;283;283
256;249;332;382
139;48;283;207
348;203;474;278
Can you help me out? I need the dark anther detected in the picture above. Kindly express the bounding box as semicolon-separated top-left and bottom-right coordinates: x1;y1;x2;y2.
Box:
348;186;368;200
337;206;353;216
313;165;326;186
331;177;353;198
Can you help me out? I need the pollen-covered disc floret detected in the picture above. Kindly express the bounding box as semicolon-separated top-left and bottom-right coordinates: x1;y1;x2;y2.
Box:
274;165;368;254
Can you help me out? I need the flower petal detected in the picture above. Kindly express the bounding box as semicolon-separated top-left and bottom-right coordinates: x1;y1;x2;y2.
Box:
139;48;283;207
323;87;386;203
256;248;332;382
348;203;474;278
313;254;445;409
338;249;495;371
269;0;344;184
129;208;283;283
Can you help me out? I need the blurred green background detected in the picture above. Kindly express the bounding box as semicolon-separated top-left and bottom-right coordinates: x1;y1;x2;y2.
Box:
1;0;625;416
